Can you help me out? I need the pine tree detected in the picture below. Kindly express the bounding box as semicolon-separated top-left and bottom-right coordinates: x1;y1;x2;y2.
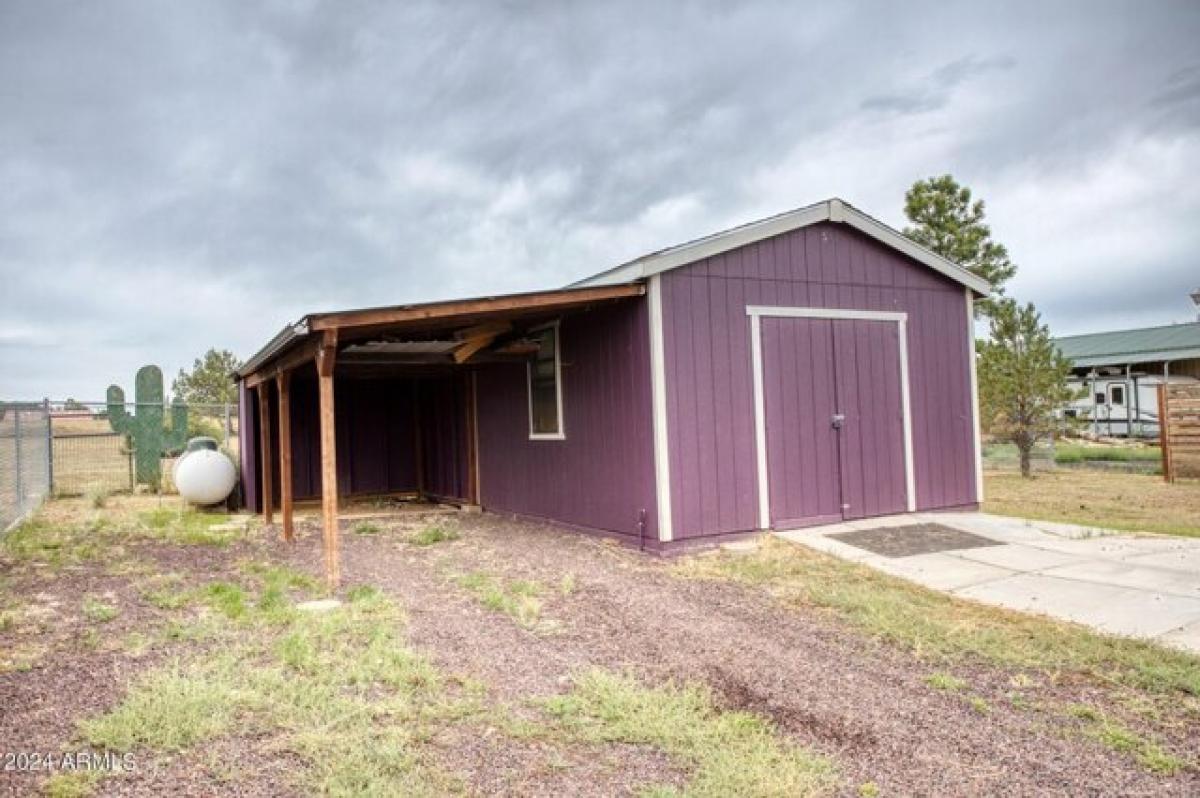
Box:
977;299;1075;477
903;175;1017;317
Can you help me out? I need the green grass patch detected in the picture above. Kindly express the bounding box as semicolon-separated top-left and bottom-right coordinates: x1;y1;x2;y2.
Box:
138;508;239;546
42;770;103;798
1;517;120;566
199;582;248;620
353;521;383;536
455;572;546;631
675;538;1200;697
1053;445;1161;464
543;669;836;796
81;660;242;751
1;506;238;569
410;525;459;546
924;672;966;692
1067;704;1187;774
82;596;119;623
140;574;191;610
80;589;461;795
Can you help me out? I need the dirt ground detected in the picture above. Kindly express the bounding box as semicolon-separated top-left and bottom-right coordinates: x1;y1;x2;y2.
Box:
2;499;1198;796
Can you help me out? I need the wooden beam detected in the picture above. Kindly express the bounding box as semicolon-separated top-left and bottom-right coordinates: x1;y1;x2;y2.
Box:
316;329;338;378
276;371;294;542
451;321;511;364
243;336;323;388
308;283;645;332
257;383;274;525
453;320;512;341
318;329;340;588
452;335;497;364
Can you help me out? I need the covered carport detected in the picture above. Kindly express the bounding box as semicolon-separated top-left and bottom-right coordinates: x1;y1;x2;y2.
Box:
236;283;645;587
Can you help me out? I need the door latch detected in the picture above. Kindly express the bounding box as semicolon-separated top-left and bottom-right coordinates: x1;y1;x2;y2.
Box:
831;413;845;430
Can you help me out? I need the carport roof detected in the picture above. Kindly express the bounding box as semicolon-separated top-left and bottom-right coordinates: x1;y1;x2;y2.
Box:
1054;321;1200;368
236;282;644;381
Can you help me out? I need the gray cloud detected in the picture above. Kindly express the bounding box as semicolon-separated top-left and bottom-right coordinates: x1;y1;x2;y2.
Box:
1;0;1199;398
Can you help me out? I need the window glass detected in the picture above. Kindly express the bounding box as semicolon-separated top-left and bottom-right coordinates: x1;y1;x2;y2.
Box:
1094;392;1105;405
1109;385;1125;406
529;326;561;436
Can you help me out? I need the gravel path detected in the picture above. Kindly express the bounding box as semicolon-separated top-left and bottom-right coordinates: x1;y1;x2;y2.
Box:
2;508;1197;797
299;512;1198;797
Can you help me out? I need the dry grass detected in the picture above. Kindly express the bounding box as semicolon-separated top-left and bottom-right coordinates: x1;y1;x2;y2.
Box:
984;471;1200;538
676;537;1200;697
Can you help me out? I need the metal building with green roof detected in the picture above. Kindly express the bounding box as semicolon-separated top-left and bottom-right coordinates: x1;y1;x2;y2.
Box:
1053;298;1200;437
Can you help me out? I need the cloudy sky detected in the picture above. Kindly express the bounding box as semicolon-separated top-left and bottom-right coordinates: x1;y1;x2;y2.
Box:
2;1;1198;400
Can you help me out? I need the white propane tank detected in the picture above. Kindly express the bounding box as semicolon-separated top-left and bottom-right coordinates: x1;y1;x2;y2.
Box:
174;437;237;506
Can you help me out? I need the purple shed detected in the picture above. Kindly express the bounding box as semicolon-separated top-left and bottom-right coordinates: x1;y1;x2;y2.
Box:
237;198;988;580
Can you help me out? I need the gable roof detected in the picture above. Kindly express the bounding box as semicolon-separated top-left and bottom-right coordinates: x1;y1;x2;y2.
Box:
1054;321;1200;368
569;197;991;295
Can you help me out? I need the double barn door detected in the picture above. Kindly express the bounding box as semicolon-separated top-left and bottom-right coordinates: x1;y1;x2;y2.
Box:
757;313;909;528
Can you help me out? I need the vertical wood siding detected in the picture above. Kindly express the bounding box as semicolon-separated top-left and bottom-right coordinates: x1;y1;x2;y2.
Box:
238;380;259;511
417;374;470;500
475;300;658;542
662;222;977;540
248;375;455;506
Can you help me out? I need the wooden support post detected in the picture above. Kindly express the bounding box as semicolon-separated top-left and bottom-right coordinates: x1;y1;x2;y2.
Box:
276;371;294;542
1158;383;1173;483
257;382;274;524
317;330;340;588
466;371;480;504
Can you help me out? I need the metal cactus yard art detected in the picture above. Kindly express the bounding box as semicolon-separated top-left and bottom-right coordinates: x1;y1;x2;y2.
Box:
107;365;188;488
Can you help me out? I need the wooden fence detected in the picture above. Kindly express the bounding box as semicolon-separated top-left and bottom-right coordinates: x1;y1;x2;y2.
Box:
1159;383;1200;480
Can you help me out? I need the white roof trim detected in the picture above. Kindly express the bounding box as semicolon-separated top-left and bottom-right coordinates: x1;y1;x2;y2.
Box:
572;198;991;296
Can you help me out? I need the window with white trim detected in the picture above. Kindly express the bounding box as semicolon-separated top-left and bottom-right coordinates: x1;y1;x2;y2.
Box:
527;323;564;439
1109;384;1125;406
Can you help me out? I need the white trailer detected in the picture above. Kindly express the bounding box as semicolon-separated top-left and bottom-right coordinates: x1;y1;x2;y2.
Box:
1065;371;1198;438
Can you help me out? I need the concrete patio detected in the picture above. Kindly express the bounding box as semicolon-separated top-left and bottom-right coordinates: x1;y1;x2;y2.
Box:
777;513;1200;654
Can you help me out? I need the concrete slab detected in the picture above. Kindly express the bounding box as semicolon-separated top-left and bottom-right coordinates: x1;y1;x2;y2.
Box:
1121;547;1200;571
778;511;1200;653
949;544;1088;573
1042;560;1200;599
870;553;1016;591
955;574;1200;638
1159;619;1200;653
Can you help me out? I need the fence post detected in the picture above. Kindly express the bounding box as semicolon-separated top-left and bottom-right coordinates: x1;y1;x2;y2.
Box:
43;398;53;494
13;406;23;510
1158;383;1172;483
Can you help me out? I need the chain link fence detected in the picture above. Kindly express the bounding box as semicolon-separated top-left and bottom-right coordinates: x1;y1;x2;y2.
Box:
0;402;51;533
0;399;239;532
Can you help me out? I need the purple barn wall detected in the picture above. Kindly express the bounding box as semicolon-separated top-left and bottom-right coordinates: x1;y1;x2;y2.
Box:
239;380;259;512
475;301;658;543
240;374;466;510
418;374;470;500
661;222;977;541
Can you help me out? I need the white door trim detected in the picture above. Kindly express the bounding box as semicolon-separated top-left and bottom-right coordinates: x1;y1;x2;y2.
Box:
746;305;916;530
648;275;674;542
965;288;984;503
